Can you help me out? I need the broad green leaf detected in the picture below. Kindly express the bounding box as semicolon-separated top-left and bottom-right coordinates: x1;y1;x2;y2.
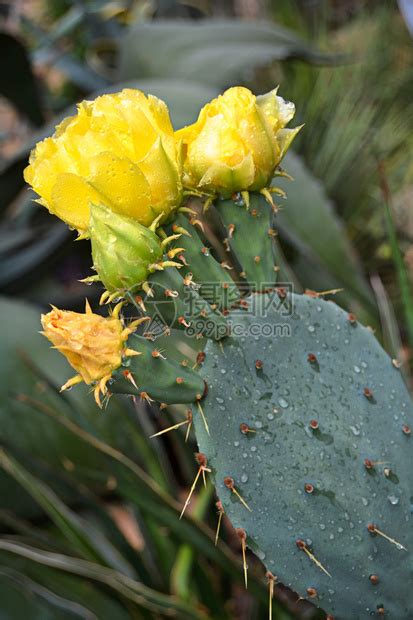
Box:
119;20;340;86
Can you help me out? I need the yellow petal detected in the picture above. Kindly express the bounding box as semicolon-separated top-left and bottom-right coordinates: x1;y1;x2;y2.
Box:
257;89;296;131
24;137;77;205
198;154;255;195
138;138;182;217
88;152;153;225
50;173;103;231
276;126;303;162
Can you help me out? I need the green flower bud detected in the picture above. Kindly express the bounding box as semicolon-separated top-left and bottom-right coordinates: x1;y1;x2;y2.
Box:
89;203;163;293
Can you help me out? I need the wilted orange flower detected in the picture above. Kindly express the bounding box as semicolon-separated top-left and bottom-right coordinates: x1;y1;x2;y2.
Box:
41;301;144;405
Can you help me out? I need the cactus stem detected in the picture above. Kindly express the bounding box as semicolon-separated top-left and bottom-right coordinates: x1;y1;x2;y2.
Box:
266;572;276;620
196;401;210;436
215;501;224;546
296;540;331;577
223;477;252;512
180;453;211;519
367;524;407;551
150;416;191;438
236;528;248;589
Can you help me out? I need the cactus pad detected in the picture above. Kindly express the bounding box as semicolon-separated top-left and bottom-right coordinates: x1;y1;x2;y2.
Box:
194;292;413;619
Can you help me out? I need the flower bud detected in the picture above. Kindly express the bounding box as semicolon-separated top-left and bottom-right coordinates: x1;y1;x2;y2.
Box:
89;203;163;293
24;89;183;232
176;86;301;196
41;301;142;405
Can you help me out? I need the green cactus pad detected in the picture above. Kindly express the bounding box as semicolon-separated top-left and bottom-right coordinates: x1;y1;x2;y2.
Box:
170;213;240;310
111;334;205;403
194;292;413;619
216;193;278;290
142;267;229;340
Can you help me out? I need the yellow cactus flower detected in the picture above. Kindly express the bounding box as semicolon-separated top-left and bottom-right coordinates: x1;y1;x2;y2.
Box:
25;89;183;232
41;301;145;406
176;86;301;196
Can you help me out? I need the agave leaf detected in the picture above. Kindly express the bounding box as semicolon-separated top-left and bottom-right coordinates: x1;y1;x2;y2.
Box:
119;20;342;86
276;152;375;316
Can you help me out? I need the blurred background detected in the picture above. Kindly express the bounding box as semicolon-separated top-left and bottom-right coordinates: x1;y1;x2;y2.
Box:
0;0;412;618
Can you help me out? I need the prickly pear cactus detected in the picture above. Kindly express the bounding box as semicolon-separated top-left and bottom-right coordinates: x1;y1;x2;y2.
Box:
194;291;413;619
26;83;413;620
